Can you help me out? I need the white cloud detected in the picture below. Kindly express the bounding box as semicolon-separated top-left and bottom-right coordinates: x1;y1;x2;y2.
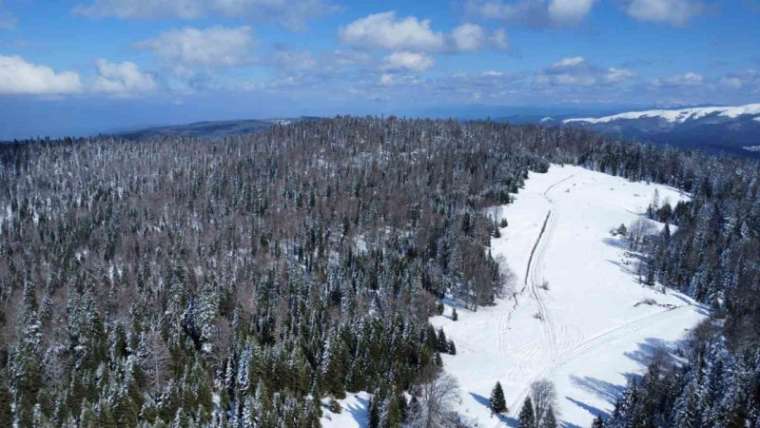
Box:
380;73;394;86
75;0;204;19
339;13;508;68
654;72;704;87
624;0;704;25
605;67;635;83
719;71;760;91
383;51;434;72
451;23;486;52
554;56;585;67
548;0;596;24
92;59;156;95
138;26;253;67
0;55;82;95
74;0;333;29
537;56;634;86
465;0;595;26
482;70;505;77
340;11;446;51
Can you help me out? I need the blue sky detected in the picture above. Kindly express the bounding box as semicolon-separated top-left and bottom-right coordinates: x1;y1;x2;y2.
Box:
0;0;759;138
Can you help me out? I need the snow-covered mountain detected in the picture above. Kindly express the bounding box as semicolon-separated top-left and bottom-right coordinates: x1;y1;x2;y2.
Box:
563;104;760;125
557;103;760;156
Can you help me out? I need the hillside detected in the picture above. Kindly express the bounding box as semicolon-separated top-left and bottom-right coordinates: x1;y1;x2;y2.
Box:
113;119;288;139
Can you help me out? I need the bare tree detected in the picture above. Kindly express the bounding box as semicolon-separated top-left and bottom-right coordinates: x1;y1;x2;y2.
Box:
409;371;462;428
627;218;657;251
530;379;557;428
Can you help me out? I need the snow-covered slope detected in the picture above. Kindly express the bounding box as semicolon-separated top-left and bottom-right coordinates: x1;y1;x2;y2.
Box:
430;165;707;427
563;103;760;124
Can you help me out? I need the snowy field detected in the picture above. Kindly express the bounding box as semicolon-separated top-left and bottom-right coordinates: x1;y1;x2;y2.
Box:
430;164;707;427
322;164;708;428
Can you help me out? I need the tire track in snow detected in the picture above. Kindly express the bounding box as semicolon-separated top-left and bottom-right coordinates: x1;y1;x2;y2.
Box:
498;174;575;353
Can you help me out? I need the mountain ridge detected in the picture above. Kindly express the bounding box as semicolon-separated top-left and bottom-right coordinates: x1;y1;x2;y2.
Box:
553;103;760;157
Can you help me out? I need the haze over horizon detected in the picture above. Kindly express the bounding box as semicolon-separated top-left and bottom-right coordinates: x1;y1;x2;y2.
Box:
1;0;759;138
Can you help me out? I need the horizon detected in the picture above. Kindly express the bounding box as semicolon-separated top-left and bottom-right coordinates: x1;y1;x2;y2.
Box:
1;0;759;138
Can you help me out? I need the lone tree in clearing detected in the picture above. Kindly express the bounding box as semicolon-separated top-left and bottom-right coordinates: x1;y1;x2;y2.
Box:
490;382;507;414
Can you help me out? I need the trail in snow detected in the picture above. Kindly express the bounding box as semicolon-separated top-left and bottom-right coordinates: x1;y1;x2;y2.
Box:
505;174;574;415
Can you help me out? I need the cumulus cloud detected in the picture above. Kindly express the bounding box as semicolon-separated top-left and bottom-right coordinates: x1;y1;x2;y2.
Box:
547;0;595;23
451;23;486;51
74;0;334;29
464;0;596;26
0;55;82;95
383;51;434;72
137;26;253;67
623;0;704;26
92;59;156;95
340;11;446;52
536;56;635;86
340;12;508;59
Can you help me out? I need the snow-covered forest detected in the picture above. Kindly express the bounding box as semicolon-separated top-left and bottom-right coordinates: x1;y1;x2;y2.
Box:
0;117;758;427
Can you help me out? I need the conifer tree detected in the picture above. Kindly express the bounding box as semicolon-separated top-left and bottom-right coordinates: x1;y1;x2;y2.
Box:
436;329;448;353
519;397;536;428
12;282;44;427
490;382;507;414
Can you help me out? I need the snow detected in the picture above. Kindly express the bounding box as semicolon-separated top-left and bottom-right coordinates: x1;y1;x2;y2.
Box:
563;103;760;124
321;392;371;428
430;164;707;428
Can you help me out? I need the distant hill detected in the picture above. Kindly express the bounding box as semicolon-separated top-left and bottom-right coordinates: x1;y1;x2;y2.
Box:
114;118;315;140
547;104;760;157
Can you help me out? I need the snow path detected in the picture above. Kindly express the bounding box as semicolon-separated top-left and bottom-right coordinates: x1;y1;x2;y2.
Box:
431;164;707;428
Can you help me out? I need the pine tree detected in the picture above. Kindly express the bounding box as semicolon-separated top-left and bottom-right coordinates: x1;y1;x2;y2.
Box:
436;329;447;353
518;397;535;428
591;415;604;428
368;396;380;428
489;382;507;414
12;281;44;427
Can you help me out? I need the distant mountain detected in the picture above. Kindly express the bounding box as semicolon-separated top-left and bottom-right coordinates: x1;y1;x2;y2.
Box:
552;104;760;157
113;118;317;140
